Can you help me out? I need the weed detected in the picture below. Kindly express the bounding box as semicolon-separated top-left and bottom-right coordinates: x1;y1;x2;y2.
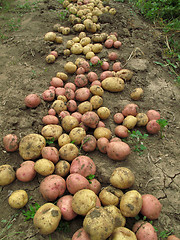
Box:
57;0;65;4
86;174;95;184
90;60;103;67
156;119;168;138
57;219;70;233
79;137;90;152
58;10;68;20
46;137;55;145
22;202;41;221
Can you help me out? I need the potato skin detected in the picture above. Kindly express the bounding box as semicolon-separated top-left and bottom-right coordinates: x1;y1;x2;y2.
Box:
66;173;90;194
136;113;148;127
61;116;79;132
102;77;125;92
0;164;16;186
24;93;41;108
132;221;158;240
16;161;36;182
167;235;180;240
94;127;112;140
106;141;131;161
69;127;86;145
97;137;109;153
146;120;160;134
122;103;138;117
57;195;77;221
8;190;28;209
33;203;61;235
99;187;119;206
81;135;97;152
81;111;100;128
41;146;59;164
130;87;143;100
55;160;70;177
41;124;63;140
88;178;101;195
104;205;126;228
123;115;137;129
3;134;19;152
115;125;129;138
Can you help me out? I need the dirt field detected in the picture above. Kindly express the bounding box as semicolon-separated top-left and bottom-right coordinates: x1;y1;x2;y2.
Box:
0;0;180;239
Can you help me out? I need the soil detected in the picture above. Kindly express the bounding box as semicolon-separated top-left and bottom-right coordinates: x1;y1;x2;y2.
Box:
0;0;180;239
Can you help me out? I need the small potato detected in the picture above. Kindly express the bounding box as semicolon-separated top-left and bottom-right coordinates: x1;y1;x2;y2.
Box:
73;24;86;32
75;87;90;102
104;205;126;228
81;111;100;128
42;115;59;125
51;100;67;114
34;159;55;176
19;134;46;160
67;100;77;112
42;89;55;101
33;203;61;235
64;62;77;74
97;107;111;120
71;43;84;54
56;72;68;81
88;178;101;195
69;127;86;145
58;133;71;147
87;72;98;83
115;125;129;138
24;94;41;108
74;74;88;87
136;113;148;127
90;95;103;109
92;43;103;53
46;54;56;64
131;88;144;100
62;27;71;35
72;189;97;216
80;37;91;46
94;127;112;140
41;146;59;164
123;115;138;129
61;116;79;132
44;32;56;41
65;88;75;100
55;160;70;177
97;137;109;153
8;190;28;209
66;173;90;194
41;125;63;140
116;69;133;81
90;85;104;96
71;112;82;123
81;135;97;152
102;77;125;92
146;110;161;121
100;71;114;81
110;167;135;189
146;120;160;134
133;221;158;240
0;164;16;186
3;134;19;152
109;227;137;240
99;186;120;206
106;141;131;161
120;190;143;217
57;195;77;221
122;103;139;117
72;228;91;240
78;101;93;114
59;143;79;161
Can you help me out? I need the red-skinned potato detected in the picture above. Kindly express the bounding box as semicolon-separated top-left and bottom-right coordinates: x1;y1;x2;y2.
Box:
140;194;162;220
90;56;100;65
104;39;114;48
122;103;139;116
88;178;101;195
42;115;59;125
71;112;82;123
39;174;66;201
147;110;161;121
115;125;129;138
16;161;36;182
48;108;56;115
81;111;100;128
50;77;64;87
167;236;180;240
72;228;91;240
55;87;66;97
24;94;41;108
108;52;118;61
66;173;90;194
91;80;101;86
67;100;77;112
41;147;59;164
106;141;131;161
74;74;88;87
97;137;109;153
110;137;122;142
113;62;122;72
78;60;90;72
100;71;114;81
87;72;98;82
101;61;109;71
75;87;90;102
114;40;122;48
146;120;160;134
133;220;158;240
81;135;97;152
42;89;55;101
65;88;75;100
3;134;19;152
57;195;77;221
65;82;76;91
114;113;124;124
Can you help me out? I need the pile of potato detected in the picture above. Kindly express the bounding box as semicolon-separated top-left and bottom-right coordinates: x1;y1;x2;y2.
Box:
1;0;176;239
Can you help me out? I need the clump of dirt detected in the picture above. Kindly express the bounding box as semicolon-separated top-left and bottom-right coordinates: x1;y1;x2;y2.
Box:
0;0;180;239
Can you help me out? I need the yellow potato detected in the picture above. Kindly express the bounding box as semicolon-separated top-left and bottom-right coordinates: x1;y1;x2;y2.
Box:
109;227;137;240
61;116;79;132
90;85;104;96
78;101;93;114
123;115;137;129
41;125;63;140
34;159;55;176
58;133;71;147
0;164;15;186
102;77;125;92
90;95;103;109
64;62;77;74
8;190;28;209
71;43;83;54
136;113;148;126
94;127;112;140
59;143;79;161
51;100;67;114
97;107;111;120
55;160;70;177
69;127;86;145
104;205;126;228
130;87;143;100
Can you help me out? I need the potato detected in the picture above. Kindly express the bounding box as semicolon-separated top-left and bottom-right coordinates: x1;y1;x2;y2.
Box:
122;103;139;117
69;127;86;145
146;110;161;121
75;87;90;102
59;143;79;161
94;127;112;140
67;99;77;112
58;133;71;147
97;137;109;153
46;54;56;64
0;164;16;186
83;206;115;240
62;27;71;35
41;125;63;141
74;74;88;87
123;115;138;129
97;107;111;120
55;160;70;177
66;173;90;194
99;187;120;206
83;44;92;54
56;72;68;81
92;43;103;53
116;69;133;81
64;49;71;56
90;85;104;96
71;43;84;54
24;93;41;108
110;167;135;189
19;134;46;160
130;88;144;100
102;77;125;92
39;175;66;201
64;62;77;74
55;36;63;44
136;113;148;127
100;71;114;81
84;19;97;33
44;32;56;41
88;178;101;195
106;141;131;161
42;115;59;125
8;190;28;209
81;111;100;128
50;77;63;87
78;101;93;114
42;89;55;101
3;134;19;152
73;24;85;32
34;159;55;176
70;155;96;177
65;88;75;100
61;116;79;132
115;125;129;138
72;189;97;216
109;227;137;240
71;112;82;123
120;190;143;217
16;161;36;182
72;228;91;240
146;120;160;134
81;135;97;152
167;236;180;240
90;95;103;109
140;194;162;220
87;72;98;82
80;37;91;46
133;220;158;240
41;146;59;164
57;195;77;221
33;203;61;235
51;99;67;114
104;205;126;228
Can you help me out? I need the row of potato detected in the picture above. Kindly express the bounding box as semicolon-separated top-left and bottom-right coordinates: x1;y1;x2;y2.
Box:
1;0;178;239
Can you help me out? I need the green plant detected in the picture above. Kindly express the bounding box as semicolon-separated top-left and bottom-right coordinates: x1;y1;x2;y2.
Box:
127;130;148;155
79;137;90;152
90;60;103;67
58;10;68;20
22;202;41;221
46;137;55;145
57;219;70;233
86;174;95;184
156;119;168;138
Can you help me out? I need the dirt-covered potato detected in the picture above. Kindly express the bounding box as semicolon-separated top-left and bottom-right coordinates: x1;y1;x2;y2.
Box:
80;37;91;46
78;101;93;114
19;134;46;160
94;127;112;140
136;113;148;127
41;146;59;164
109;227;137;240
123;115;138;129
99;186;120;206
81;111;100;128
69;127;86;145
102;77;125;92
133;220;158;240
72;228;91;240
130;87;144;100
8;190;28;209
104;205;126;228
92;43;103;53
90;95;103;109
41;125;63;140
71;43;84;54
55;160;70;177
110;167;135;189
58;133;71;147
34;159;55;176
3;134;19;152
83;206;115;240
57;195;77;221
116;69;133;81
62;27;71;35
64;62;77;74
72;189;97;216
59;143;79;161
81;135;97;152
73;24;85;32
33;203;61;235
51;100;67;114
61;116;79;133
0;164;16;186
97;107;111;120
66;173;90;194
90;85;104;96
120;190;143;217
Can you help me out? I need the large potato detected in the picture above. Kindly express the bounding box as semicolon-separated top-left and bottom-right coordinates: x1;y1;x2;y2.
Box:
19;134;46;160
102;77;125;92
94;127;112;140
133;221;158;240
106;141;131;161
33;203;61;235
8;190;28;209
61;116;79;132
81;111;100;128
109;227;137;240
104;205;126;228
78;101;93;114
120;190;143;217
99;186;120;206
41;125;63;140
90;85;104;96
0;164;16;186
69;127;86;145
83;206;115;240
59;143;79;161
34;159;55;176
72;189;97;216
110;167;135;189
